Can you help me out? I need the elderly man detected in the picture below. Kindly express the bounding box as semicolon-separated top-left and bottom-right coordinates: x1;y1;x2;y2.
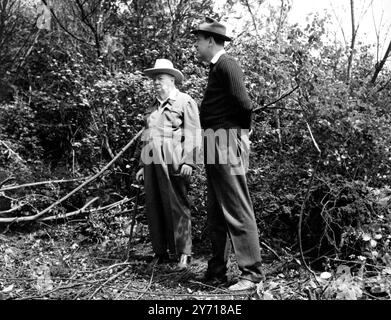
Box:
191;18;264;291
136;59;201;270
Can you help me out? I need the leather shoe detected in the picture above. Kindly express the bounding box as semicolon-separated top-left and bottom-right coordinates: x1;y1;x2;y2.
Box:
176;254;191;270
195;272;228;285
228;279;256;291
148;253;170;265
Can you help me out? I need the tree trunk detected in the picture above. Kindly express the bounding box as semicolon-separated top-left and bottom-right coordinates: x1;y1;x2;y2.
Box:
346;0;356;84
370;39;391;84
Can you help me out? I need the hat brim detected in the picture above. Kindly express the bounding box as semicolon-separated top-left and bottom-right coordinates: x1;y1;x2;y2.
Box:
144;68;184;83
191;29;232;42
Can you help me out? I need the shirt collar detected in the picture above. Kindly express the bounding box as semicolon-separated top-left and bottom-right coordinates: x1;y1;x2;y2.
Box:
210;49;226;64
156;87;178;106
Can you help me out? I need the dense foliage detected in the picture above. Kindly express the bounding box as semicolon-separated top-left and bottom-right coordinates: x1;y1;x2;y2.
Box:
1;0;391;274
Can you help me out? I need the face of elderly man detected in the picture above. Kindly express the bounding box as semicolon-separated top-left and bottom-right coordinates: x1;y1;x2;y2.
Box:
152;73;175;98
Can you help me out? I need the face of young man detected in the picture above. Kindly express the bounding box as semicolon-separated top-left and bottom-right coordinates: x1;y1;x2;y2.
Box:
195;33;211;62
153;74;175;98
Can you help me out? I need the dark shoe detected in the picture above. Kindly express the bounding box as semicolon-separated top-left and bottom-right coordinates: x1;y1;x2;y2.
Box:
195;272;228;285
176;254;191;270
228;279;256;291
147;253;170;265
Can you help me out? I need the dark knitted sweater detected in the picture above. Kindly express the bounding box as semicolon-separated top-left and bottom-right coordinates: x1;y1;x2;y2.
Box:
200;53;252;130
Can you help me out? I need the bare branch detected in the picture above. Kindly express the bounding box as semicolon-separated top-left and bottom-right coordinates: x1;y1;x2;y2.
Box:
0;129;144;223
41;0;93;46
329;0;347;46
346;0;356;84
0;140;25;163
243;0;263;42
371;39;391;84
40;196;99;221
253;84;300;112
0;178;85;193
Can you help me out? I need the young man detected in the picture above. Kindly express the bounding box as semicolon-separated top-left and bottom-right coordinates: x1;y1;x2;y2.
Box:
136;59;201;270
191;17;264;291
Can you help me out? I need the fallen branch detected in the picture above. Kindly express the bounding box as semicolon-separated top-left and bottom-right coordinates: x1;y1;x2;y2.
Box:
40;197;100;221
94;197;133;212
0;129;144;223
77;262;132;275
0;176;15;188
0;204;25;215
0;178;85;193
0;140;25;163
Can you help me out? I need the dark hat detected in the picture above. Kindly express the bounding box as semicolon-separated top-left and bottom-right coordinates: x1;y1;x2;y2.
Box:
191;17;232;42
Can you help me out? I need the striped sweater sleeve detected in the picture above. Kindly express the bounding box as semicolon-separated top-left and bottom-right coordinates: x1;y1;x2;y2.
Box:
219;57;253;111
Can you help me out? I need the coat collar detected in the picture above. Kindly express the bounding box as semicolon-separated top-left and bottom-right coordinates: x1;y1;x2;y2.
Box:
210;49;226;64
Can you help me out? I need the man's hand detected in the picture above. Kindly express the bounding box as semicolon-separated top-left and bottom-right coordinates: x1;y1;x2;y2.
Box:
180;164;193;178
136;168;144;182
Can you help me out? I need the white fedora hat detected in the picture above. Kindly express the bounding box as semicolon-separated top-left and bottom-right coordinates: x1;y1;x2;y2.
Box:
144;59;184;83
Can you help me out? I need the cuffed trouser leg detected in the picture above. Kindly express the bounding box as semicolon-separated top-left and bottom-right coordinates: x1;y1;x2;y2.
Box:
168;174;192;256
144;164;168;256
144;163;192;257
206;163;263;282
206;169;231;277
204;129;263;282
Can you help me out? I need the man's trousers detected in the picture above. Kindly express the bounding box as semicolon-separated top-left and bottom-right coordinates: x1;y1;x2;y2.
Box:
144;163;192;257
204;129;263;282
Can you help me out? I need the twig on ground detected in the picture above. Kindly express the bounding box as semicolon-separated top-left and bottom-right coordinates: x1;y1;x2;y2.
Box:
88;266;130;300
40;197;100;221
94;197;133;212
260;241;282;261
100;283;257;298
115;278;134;300
362;291;388;300
136;264;155;300
328;257;385;270
0;176;15;188
77;262;132;275
188;280;230;293
0;205;25;215
17;279;105;300
0;178;85;193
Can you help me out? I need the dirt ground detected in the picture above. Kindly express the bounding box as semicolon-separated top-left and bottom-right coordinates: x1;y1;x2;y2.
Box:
1;221;390;300
0;220;300;300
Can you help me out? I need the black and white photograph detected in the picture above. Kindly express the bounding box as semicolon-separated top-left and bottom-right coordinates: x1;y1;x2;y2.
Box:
0;0;391;309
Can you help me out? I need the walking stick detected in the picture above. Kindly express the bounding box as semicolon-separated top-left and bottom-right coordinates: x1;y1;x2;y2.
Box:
126;183;142;261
